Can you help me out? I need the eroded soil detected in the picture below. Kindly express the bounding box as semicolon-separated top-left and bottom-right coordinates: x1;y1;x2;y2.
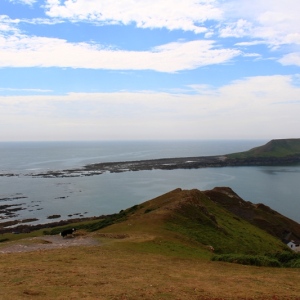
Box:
0;234;99;254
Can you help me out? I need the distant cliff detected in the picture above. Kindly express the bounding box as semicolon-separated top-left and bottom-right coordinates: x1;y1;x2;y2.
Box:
224;138;300;166
228;138;300;158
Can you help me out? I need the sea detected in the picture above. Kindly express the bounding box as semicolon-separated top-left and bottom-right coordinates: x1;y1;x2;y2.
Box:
0;140;299;226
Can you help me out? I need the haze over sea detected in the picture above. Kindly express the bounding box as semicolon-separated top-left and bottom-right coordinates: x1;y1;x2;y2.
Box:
1;140;300;225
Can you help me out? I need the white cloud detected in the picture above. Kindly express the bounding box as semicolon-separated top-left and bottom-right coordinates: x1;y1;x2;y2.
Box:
0;87;53;93
9;0;36;5
0;15;20;33
219;0;300;49
219;19;253;38
0;33;240;72
4;0;300;68
44;0;222;33
0;75;299;141
279;53;300;67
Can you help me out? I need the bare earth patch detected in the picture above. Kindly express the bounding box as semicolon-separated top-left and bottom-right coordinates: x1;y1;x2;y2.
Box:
0;235;99;253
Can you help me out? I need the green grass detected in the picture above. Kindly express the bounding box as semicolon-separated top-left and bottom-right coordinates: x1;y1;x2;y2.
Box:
228;138;300;158
117;238;212;260
212;254;281;267
165;190;287;255
212;251;300;268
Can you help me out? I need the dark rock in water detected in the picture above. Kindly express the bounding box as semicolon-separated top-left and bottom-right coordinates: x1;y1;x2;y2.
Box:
22;218;39;223
47;214;61;219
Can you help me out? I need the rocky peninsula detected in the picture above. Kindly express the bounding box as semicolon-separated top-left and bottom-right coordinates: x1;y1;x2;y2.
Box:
30;138;300;178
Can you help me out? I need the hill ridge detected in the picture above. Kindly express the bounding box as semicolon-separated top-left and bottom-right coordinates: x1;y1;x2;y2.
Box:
228;138;300;158
99;187;297;254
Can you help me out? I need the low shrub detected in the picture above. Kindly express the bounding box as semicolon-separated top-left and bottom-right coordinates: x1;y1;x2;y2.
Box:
272;251;300;264
212;254;281;267
286;258;300;268
0;238;9;243
212;250;300;268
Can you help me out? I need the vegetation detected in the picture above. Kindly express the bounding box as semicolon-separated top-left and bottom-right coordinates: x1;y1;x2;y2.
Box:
212;254;281;267
204;187;300;241
228;138;300;158
43;204;141;236
212;251;300;268
1;243;300;300
1;187;300;299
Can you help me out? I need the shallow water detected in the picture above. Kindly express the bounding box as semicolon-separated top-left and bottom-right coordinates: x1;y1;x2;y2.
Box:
1;140;299;225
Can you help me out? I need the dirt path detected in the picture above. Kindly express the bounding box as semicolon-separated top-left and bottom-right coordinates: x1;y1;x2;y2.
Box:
0;235;99;254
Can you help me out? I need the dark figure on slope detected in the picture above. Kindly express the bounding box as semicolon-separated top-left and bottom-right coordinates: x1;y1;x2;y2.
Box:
60;228;76;238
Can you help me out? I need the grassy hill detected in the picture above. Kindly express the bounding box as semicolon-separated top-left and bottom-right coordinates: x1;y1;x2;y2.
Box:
1;187;300;299
228;138;300;158
89;188;288;256
3;187;299;258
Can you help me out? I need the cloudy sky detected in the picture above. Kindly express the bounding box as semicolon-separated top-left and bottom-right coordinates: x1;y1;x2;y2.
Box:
0;0;299;141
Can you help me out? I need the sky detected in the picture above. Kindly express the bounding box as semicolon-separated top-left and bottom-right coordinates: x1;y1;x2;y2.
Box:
0;0;299;141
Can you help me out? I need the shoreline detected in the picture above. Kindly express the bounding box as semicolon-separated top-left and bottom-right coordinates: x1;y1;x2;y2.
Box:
1;152;299;179
1;153;300;231
31;154;300;178
0;215;107;234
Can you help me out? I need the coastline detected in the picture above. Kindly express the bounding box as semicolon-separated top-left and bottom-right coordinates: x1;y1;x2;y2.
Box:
29;154;300;178
0;215;106;234
1;146;299;230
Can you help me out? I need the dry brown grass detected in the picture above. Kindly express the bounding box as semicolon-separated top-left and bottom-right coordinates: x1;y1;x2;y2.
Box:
1;240;300;300
1;187;300;300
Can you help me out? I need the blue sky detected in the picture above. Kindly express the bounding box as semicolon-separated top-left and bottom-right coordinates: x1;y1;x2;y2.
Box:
0;0;299;141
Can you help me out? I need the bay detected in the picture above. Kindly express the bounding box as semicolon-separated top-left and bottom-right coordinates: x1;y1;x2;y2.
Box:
0;140;299;225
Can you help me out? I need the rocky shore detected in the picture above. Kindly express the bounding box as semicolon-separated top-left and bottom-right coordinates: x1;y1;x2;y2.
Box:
0;215;105;234
28;154;300;178
0;154;299;179
1;139;299;234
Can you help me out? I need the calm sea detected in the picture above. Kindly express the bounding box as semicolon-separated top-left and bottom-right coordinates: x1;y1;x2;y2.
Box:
0;140;299;225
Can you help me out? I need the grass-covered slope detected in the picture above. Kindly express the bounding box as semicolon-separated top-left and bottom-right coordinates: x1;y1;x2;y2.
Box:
1;188;300;299
4;187;297;257
98;188;288;255
228;138;300;158
204;187;300;242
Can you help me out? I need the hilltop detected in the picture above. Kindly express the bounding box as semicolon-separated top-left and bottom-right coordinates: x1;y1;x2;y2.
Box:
227;138;300;158
77;187;295;256
3;187;299;256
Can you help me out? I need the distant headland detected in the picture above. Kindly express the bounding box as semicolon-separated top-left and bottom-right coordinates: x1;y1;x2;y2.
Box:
29;138;300;178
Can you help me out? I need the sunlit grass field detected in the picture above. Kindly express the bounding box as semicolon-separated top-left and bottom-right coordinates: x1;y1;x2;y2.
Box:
1;188;300;299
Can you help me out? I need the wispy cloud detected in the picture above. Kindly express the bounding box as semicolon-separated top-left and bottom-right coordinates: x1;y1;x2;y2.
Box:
0;15;20;33
44;0;222;33
42;0;300;51
219;0;300;49
279;52;300;67
0;87;53;93
9;0;36;5
2;1;300;70
0;75;299;140
0;34;240;72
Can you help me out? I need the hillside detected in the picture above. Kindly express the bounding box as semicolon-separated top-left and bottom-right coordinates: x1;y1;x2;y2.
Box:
204;187;300;242
2;187;299;256
1;187;300;299
96;188;289;255
227;138;300;158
